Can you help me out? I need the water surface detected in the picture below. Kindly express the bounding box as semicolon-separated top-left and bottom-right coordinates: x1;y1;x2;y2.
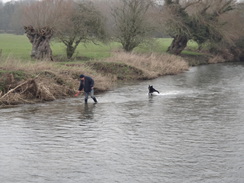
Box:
1;63;244;183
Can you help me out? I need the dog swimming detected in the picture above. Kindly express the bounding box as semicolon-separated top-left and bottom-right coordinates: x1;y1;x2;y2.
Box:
148;85;160;96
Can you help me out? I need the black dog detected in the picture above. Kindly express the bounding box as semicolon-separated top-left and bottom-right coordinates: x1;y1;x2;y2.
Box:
148;85;160;95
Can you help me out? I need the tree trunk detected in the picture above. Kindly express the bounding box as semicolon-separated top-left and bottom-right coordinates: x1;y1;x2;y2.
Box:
24;26;53;60
167;35;188;55
65;39;82;59
66;45;75;59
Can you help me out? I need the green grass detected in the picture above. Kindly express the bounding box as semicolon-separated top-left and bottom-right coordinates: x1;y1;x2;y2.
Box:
0;70;27;80
0;34;121;60
134;38;202;55
0;34;31;60
133;38;172;54
0;34;200;61
51;40;121;60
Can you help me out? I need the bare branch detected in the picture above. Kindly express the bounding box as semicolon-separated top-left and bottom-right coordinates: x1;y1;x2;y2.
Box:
182;0;202;10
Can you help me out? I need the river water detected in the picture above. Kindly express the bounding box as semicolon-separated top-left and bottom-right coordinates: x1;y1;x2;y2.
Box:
0;63;244;183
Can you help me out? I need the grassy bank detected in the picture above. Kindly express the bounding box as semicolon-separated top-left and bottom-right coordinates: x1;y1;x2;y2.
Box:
0;34;207;106
0;52;189;106
0;34;120;60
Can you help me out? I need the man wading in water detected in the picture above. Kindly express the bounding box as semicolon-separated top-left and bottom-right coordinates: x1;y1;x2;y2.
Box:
75;74;98;104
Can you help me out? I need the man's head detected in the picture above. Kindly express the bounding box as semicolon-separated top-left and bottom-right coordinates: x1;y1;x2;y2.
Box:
80;74;85;80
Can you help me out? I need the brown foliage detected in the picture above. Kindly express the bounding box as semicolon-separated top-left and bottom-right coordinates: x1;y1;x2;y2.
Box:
0;73;74;105
0;73;15;92
22;0;72;30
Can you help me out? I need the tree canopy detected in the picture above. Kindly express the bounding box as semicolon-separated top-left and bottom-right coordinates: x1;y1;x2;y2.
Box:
111;0;154;52
55;1;107;59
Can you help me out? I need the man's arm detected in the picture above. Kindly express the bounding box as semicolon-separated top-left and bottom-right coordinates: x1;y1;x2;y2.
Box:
90;78;94;89
75;82;84;96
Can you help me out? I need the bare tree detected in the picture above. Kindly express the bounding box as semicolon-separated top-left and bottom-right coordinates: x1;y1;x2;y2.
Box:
22;0;72;60
55;1;107;59
92;0;115;38
111;0;154;52
0;1;16;32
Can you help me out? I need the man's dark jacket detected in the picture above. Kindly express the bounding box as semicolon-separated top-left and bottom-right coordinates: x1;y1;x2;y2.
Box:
78;76;94;93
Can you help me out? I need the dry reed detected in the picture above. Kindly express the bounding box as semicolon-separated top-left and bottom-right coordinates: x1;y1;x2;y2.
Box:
105;52;189;78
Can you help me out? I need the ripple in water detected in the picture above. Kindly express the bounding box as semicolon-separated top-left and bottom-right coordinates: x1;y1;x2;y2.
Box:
0;63;244;183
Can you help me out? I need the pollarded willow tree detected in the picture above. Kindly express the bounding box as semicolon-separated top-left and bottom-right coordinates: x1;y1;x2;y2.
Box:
160;0;237;55
163;0;196;55
24;26;53;60
190;0;237;50
112;0;154;52
22;0;72;60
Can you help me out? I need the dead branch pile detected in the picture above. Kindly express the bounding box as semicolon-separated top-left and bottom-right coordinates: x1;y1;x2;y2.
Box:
0;78;57;105
0;69;80;106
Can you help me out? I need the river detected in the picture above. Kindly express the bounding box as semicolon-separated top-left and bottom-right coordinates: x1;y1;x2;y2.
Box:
0;63;244;183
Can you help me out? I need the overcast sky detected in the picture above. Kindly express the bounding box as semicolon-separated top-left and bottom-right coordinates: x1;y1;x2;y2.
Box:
1;0;13;3
2;0;11;2
1;0;244;3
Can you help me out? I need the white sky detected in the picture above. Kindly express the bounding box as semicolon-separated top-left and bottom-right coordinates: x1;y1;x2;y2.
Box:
1;0;14;3
1;0;21;3
1;0;244;3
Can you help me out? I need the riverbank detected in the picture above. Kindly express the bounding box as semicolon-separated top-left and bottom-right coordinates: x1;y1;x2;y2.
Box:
0;51;218;106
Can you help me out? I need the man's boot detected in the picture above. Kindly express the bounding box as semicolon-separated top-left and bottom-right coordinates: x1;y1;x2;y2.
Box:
93;97;98;103
85;99;88;104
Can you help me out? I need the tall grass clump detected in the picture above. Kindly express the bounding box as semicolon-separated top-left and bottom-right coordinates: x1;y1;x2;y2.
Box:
104;52;189;78
0;56;55;73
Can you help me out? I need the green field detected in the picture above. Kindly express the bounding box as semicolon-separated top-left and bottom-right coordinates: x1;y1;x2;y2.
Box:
0;34;118;60
0;34;31;60
0;34;199;61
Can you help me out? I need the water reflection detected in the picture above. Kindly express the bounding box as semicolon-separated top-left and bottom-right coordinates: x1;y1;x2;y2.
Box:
78;103;96;120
